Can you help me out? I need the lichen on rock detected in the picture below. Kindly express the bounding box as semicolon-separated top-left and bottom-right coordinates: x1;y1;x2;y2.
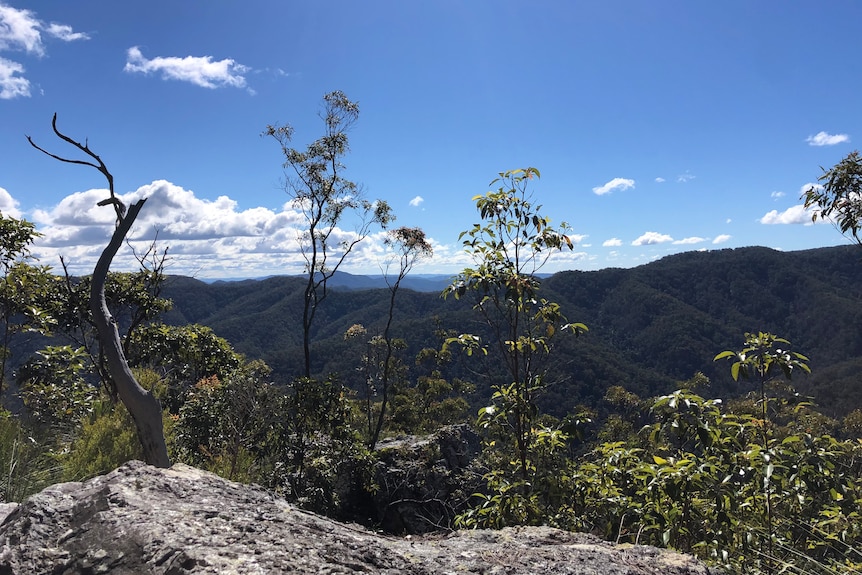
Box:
0;460;718;574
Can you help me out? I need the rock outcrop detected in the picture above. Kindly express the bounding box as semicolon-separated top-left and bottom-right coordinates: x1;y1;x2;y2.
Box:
372;423;483;533
0;461;719;574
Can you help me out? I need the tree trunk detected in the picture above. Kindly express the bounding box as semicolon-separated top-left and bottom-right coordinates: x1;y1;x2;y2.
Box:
89;199;170;468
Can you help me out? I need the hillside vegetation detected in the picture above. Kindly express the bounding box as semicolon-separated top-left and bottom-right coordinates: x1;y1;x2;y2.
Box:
160;244;862;417
6;97;862;574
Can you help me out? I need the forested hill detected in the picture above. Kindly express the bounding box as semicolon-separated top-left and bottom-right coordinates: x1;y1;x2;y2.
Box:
160;244;862;417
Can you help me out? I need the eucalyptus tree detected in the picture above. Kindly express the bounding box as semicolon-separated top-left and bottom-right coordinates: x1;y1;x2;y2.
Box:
28;114;170;467
365;226;433;449
264;91;393;377
444;168;586;518
803;150;862;246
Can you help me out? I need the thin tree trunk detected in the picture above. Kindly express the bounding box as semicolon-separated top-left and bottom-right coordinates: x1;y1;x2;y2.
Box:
89;199;170;468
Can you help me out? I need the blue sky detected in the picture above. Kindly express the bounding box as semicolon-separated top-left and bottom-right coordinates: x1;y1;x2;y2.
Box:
0;1;859;279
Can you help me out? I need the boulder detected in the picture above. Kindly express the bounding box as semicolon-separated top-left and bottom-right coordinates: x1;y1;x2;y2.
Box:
0;460;720;574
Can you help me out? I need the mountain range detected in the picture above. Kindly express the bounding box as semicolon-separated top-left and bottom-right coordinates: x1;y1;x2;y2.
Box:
159;245;862;418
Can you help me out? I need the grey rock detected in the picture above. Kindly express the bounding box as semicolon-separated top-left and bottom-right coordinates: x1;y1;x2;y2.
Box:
373;423;483;533
0;460;718;574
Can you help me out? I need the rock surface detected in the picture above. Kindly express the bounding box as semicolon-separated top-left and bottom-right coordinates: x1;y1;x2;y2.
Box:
372;423;483;533
0;461;719;574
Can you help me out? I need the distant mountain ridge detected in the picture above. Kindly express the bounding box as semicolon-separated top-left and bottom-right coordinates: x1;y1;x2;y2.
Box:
160;245;862;418
202;273;457;292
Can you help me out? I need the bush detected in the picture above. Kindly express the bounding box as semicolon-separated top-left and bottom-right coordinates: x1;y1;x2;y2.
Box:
61;400;143;481
0;410;60;501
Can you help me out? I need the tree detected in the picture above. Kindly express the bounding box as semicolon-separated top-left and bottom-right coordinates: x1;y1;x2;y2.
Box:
444;168;586;524
127;322;243;412
714;332;810;568
0;213;55;395
803;150;862;246
264;91;394;377
366;226;433;449
28;114;170;467
47;256;171;401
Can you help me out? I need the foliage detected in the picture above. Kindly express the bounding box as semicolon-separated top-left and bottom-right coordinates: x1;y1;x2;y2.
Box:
364;226;433;449
804;151;862;245
0;212;55;395
274;375;372;516
712;332;812;570
388;345;473;435
172;365;371;518
0;410;61;502
127;322;243;412
264;91;394;377
61;399;143;481
47;267;171;396
17;345;95;432
565;385;862;573
446;168;587;527
173;361;278;482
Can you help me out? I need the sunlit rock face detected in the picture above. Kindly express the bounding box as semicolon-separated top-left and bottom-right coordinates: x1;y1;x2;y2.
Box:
0;460;715;575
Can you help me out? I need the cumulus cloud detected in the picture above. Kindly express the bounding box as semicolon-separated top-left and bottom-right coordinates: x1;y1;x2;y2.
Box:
771;191;785;199
0;56;26;98
409;195;424;207
124;47;251;91
712;234;731;244
673;236;706;245
759;205;815;225
0;3;88;98
602;237;622;247
806;131;850;147
632;231;673;246
592;177;635;196
24;180;426;278
0;186;21;218
655;177;665;183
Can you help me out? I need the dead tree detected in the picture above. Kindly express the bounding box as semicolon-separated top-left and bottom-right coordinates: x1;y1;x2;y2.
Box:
28;114;170;467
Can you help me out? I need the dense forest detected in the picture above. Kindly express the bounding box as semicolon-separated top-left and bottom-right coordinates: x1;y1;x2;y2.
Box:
3;96;862;574
159;243;862;418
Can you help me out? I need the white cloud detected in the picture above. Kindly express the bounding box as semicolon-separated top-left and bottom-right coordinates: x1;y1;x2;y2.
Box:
673;236;706;245
0;55;27;98
44;23;88;43
771;191;785;199
677;173;695;183
25;180;417;278
632;231;673;246
0;186;21;218
759;204;815;225
592;177;635;196
654;177;665;183
0;3;88;99
409;195;424;207
124;47;251;90
602;237;622;247
712;234;731;244
806;131;850;147
0;3;47;55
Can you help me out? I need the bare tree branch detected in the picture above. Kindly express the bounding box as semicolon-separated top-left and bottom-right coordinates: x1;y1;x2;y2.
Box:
27;113;125;223
28;114;170;467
